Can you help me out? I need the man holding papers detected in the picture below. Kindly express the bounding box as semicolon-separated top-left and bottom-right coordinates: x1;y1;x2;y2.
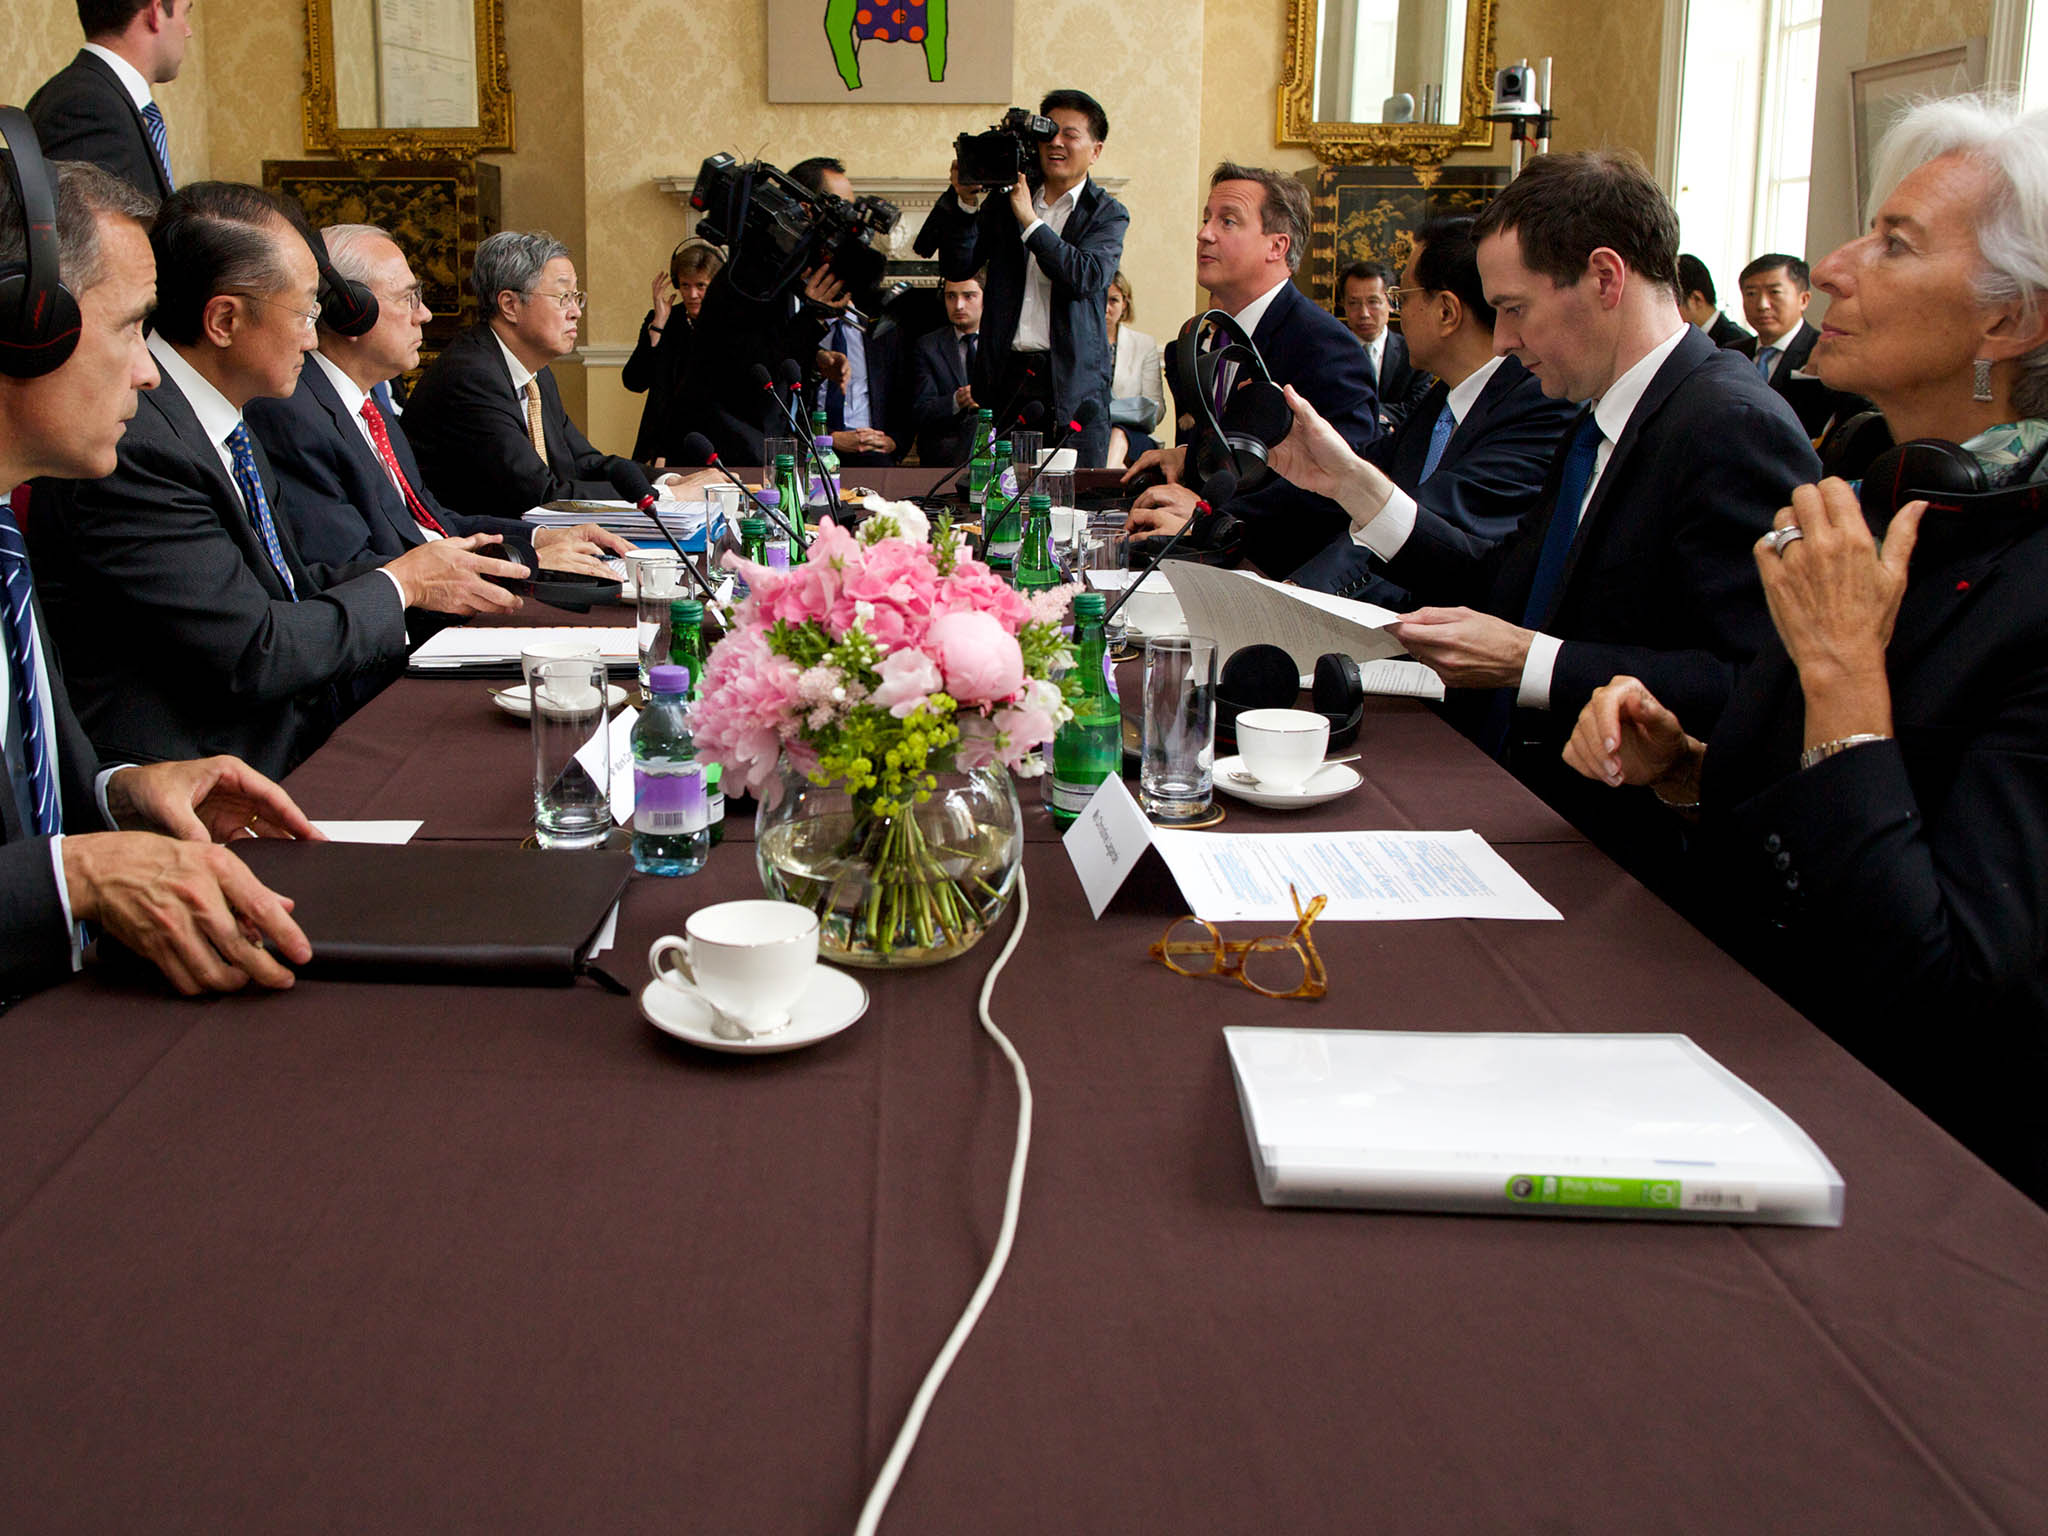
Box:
1266;151;1818;874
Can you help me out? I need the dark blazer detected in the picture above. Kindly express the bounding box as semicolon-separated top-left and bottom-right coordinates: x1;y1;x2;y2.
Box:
667;274;837;466
623;309;693;463
245;359;530;569
814;315;909;467
1379;326;1819;861
0;588;108;1001
1166;280;1382;579
1706;311;1757;358
910;326;978;465
26;367;409;780
1698;491;2048;1205
402;323;617;519
1374;330;1436;429
1290;355;1578;602
1763;320;1866;438
25;50;173;199
917;179;1128;467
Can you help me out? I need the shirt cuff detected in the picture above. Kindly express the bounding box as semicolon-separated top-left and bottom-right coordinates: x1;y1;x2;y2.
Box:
1517;632;1563;709
48;835;82;973
1020;217;1046;243
93;764;125;827
1351;484;1416;560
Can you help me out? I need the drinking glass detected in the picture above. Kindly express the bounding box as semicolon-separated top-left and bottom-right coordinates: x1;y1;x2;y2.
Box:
1140;634;1217;823
525;655;612;849
634;556;685;690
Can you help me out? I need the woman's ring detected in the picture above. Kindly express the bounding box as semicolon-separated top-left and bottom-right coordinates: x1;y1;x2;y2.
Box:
1764;525;1805;557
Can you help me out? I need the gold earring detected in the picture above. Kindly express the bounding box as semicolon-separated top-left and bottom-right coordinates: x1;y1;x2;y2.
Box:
1973;358;1994;403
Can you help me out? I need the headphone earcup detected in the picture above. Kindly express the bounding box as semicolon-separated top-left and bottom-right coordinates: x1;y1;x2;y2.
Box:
317;273;379;338
1859;438;1987;525
1218;375;1290;490
0;267;82;379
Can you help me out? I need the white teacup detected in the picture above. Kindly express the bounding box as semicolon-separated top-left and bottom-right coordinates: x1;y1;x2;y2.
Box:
1235;707;1331;793
648;900;820;1039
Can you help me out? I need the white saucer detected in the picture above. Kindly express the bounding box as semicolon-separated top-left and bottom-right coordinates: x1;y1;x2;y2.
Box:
492;682;628;719
639;964;869;1054
1213;754;1363;809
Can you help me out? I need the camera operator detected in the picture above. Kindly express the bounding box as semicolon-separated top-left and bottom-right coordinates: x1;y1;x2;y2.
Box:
665;157;871;466
794;158;905;468
917;89;1127;467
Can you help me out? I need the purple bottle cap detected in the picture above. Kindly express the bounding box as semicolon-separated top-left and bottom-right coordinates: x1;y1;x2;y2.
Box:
648;664;691;695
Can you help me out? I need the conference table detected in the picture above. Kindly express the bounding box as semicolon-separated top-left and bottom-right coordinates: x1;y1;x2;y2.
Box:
2;577;2046;1531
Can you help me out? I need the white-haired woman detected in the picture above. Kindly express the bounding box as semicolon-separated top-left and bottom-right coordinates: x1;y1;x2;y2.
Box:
1562;96;2048;1203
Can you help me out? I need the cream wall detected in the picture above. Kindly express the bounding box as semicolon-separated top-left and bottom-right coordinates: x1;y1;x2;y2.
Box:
3;3;214;183
1867;0;1993;59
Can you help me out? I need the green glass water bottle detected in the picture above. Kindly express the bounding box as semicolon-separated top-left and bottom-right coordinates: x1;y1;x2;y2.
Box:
666;598;723;845
771;453;804;562
1014;492;1060;592
967;428;993;511
1048;592;1122;825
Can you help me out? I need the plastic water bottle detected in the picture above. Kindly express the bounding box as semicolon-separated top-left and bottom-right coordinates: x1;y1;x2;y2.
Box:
631;664;709;876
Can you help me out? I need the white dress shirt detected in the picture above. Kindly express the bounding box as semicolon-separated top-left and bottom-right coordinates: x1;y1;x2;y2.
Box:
81;43;152;110
1012;176;1088;353
1228;276;1292;339
1351;323;1690;709
1366;330;1387;383
311;351;441;542
1753;322;1802;381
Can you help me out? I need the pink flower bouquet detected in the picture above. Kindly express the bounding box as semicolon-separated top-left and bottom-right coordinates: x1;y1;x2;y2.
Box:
693;506;1075;959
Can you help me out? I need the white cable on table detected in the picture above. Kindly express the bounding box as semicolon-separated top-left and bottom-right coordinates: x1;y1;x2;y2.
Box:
852;869;1034;1536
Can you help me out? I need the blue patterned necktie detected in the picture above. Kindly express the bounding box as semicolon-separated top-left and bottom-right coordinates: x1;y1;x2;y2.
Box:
1519;411;1605;629
1756;345;1780;381
226;424;298;600
1419;401;1458;482
0;520;61;837
140;100;174;190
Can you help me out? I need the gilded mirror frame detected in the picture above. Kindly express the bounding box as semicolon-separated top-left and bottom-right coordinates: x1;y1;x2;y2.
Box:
1277;0;1498;167
301;0;515;160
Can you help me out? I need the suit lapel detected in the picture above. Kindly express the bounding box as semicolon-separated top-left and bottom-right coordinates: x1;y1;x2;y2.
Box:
146;377;305;598
306;361;424;548
75;51;171;196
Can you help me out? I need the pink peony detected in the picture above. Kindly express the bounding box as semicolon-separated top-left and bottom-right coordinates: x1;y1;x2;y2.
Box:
934;559;1033;631
830;535;938;649
870;648;943;717
992;678;1064;767
692;625;804;800
926;610;1025;705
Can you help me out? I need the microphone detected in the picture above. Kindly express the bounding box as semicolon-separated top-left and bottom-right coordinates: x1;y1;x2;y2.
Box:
981;399;1098;538
989;365;1040;437
679;433;809;554
776;356;844;524
916;398;1047;504
1104;468;1240;629
605;458;724;605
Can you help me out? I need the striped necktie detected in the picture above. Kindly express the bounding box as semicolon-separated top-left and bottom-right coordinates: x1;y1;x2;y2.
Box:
140;100;174;190
226;423;298;599
1419;401;1457;482
0;520;61;837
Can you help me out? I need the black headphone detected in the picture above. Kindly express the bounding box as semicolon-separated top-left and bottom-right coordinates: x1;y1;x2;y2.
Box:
1829;408;2048;527
1169;309;1291;492
0;106;84;379
299;219;379;339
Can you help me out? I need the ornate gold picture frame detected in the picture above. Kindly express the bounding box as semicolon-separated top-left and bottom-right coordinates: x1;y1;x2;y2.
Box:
301;0;515;160
1277;0;1498;168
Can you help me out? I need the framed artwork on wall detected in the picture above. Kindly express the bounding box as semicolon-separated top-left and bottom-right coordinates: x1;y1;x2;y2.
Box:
766;0;1013;102
1849;39;1985;219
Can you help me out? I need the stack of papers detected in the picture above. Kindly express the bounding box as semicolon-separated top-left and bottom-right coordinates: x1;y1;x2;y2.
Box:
408;626;639;676
527;500;713;545
1227;1029;1844;1225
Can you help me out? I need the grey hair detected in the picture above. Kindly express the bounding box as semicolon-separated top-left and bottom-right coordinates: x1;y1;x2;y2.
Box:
472;229;571;313
320;222;396;285
0;158;155;293
1866;93;2048;417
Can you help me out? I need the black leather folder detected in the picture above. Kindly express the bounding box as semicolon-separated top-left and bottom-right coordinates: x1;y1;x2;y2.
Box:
229;842;633;987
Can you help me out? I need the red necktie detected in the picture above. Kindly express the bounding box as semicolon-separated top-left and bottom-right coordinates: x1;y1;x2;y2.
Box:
359;398;446;536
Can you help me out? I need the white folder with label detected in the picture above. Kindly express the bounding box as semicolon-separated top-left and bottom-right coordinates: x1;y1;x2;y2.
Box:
1226;1028;1844;1226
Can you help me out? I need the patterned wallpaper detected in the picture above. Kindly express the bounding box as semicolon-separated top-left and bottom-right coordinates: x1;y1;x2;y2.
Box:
1867;0;1992;62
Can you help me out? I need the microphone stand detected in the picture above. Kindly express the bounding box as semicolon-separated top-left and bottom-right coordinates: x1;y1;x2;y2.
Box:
764;370;844;529
703;448;810;556
1101;501;1213;630
915;373;1039;502
631;496;726;608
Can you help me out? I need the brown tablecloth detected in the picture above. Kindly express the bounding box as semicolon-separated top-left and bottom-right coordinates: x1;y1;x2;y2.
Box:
2;665;2045;1531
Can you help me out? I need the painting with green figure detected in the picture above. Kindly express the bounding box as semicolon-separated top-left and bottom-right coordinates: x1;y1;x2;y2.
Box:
824;0;948;91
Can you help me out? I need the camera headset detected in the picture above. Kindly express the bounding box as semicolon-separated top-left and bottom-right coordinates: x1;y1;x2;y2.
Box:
1168;309;1293;493
0;106;82;379
1826;407;2048;531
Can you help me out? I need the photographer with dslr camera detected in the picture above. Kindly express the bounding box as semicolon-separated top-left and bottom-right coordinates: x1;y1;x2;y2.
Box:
916;88;1127;467
665;156;894;466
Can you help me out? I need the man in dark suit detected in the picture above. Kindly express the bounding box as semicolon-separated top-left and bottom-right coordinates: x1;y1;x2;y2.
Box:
2;153;316;1002
29;182;529;782
26;0;189;198
1739;252;1866;436
1268;151;1819;874
403;230;652;521
909;273;985;465
1291;217;1577;601
245;223;631;575
916;89;1128;467
1122;163;1381;579
1677;253;1755;356
1338;260;1434;428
